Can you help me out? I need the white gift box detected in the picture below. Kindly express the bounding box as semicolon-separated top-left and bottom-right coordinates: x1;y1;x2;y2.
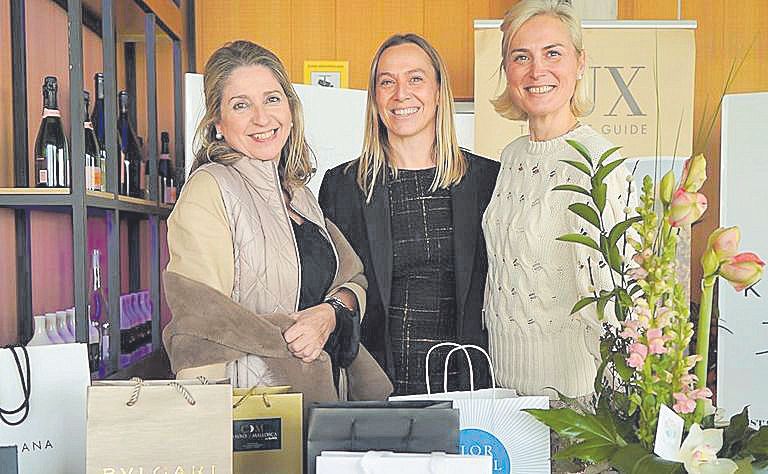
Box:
316;451;493;474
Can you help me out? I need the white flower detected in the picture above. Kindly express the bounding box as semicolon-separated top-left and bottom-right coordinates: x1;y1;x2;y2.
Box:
676;424;738;474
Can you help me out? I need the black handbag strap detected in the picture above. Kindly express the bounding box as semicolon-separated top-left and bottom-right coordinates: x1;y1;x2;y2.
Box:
0;345;32;426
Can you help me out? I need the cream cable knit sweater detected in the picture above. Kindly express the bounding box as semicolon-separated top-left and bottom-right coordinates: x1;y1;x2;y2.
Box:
482;125;635;398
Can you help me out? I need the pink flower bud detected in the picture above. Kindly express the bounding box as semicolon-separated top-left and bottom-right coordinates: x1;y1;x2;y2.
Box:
626;267;649;281
660;170;676;205
679;373;697;386
689;387;713;400
707;227;740;261
673;392;697;414
679;154;707;192
627;352;646;369
669;189;708;227
720;252;765;291
647;328;668;354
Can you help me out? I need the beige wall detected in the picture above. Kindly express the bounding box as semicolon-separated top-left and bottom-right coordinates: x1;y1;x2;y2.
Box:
195;0;517;99
619;0;768;300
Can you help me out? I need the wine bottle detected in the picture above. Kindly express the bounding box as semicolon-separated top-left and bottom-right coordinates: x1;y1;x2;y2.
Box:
91;73;108;191
117;91;143;197
88;249;107;375
158;131;175;204
83;91;103;191
34;76;70;188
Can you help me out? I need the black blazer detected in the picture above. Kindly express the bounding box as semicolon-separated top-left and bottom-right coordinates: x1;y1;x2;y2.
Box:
319;151;500;386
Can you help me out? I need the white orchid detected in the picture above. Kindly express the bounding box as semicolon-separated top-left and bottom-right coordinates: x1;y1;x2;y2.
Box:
676;424;738;474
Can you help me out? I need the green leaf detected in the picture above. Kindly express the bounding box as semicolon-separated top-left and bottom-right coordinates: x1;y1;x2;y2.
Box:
609;444;684;474
569;203;601;229
553;184;591;197
524;407;626;463
571;296;597;314
596;291;612;321
566;139;594;166
555;437;619;463
592;182;607;214
734;456;755;473
598;146;623;166
723;406;751;455
612;352;633;382
557;233;601;252
745;426;768;458
607;241;624;273
594;157;628;187
561;159;592;176
609;216;643;248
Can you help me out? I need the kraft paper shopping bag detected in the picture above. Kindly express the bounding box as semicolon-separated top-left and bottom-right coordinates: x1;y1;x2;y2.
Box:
86;378;232;474
0;344;90;474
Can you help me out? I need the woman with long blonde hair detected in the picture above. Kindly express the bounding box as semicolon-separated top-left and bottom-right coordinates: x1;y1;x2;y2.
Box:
320;34;500;395
164;41;391;401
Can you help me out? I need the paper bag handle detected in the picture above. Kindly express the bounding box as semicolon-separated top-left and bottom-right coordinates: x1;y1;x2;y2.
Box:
349;417;415;452
443;345;496;393
126;376;205;407
0;345;31;426
424;342;471;395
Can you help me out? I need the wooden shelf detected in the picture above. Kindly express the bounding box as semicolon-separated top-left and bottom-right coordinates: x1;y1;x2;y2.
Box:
0;187;70;195
86;190;115;200
118;195;157;206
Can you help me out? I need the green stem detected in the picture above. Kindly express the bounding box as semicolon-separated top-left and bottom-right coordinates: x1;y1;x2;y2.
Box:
694;276;716;420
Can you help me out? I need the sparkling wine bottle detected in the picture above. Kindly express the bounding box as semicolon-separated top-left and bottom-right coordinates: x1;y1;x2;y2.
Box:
83;91;103;191
88;249;106;375
91;73;110;191
117;91;143;197
159;131;175;204
34;76;70;188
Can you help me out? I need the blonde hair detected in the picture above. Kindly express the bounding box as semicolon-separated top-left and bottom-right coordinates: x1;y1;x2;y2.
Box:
190;40;313;190
355;34;467;202
491;0;593;121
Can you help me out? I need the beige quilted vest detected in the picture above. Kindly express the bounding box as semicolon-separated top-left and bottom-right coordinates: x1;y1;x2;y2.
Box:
195;157;337;315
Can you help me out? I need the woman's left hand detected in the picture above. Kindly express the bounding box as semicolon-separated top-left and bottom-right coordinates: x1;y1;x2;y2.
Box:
283;303;336;363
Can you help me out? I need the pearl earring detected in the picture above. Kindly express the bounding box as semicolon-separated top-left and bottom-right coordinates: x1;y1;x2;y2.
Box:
215;130;223;140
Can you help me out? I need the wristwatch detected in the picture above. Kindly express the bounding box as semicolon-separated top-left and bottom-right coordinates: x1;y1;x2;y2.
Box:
324;295;353;315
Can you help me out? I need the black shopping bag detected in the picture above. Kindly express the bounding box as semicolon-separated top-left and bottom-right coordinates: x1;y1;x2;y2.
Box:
306;400;459;474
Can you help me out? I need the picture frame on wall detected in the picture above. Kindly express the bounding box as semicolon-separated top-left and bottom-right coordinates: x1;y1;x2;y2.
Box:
303;60;349;88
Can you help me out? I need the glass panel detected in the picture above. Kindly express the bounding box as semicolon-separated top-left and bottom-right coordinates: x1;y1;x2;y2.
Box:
115;0;148;199
156;27;176;204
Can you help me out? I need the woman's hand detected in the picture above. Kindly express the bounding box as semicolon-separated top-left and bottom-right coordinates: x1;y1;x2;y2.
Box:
283;303;336;363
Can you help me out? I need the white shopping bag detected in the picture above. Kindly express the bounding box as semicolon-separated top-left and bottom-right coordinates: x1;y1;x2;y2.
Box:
316;451;493;474
390;343;550;474
0;344;90;473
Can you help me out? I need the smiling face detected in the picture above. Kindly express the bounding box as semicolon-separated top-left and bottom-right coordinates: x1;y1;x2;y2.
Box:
374;43;439;143
216;64;292;161
503;14;585;125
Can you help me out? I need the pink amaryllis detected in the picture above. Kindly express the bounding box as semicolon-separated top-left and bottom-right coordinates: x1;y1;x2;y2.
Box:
669;189;708;227
707;227;740;261
679;154;707;192
719;252;765;291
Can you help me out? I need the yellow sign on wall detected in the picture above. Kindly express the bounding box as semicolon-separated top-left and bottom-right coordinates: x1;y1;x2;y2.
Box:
303;60;349;89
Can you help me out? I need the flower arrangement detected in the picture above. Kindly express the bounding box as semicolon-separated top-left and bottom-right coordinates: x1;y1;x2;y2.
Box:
525;144;767;473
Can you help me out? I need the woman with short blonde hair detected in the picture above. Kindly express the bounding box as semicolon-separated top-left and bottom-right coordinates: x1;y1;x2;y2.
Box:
482;0;635;403
321;33;500;395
